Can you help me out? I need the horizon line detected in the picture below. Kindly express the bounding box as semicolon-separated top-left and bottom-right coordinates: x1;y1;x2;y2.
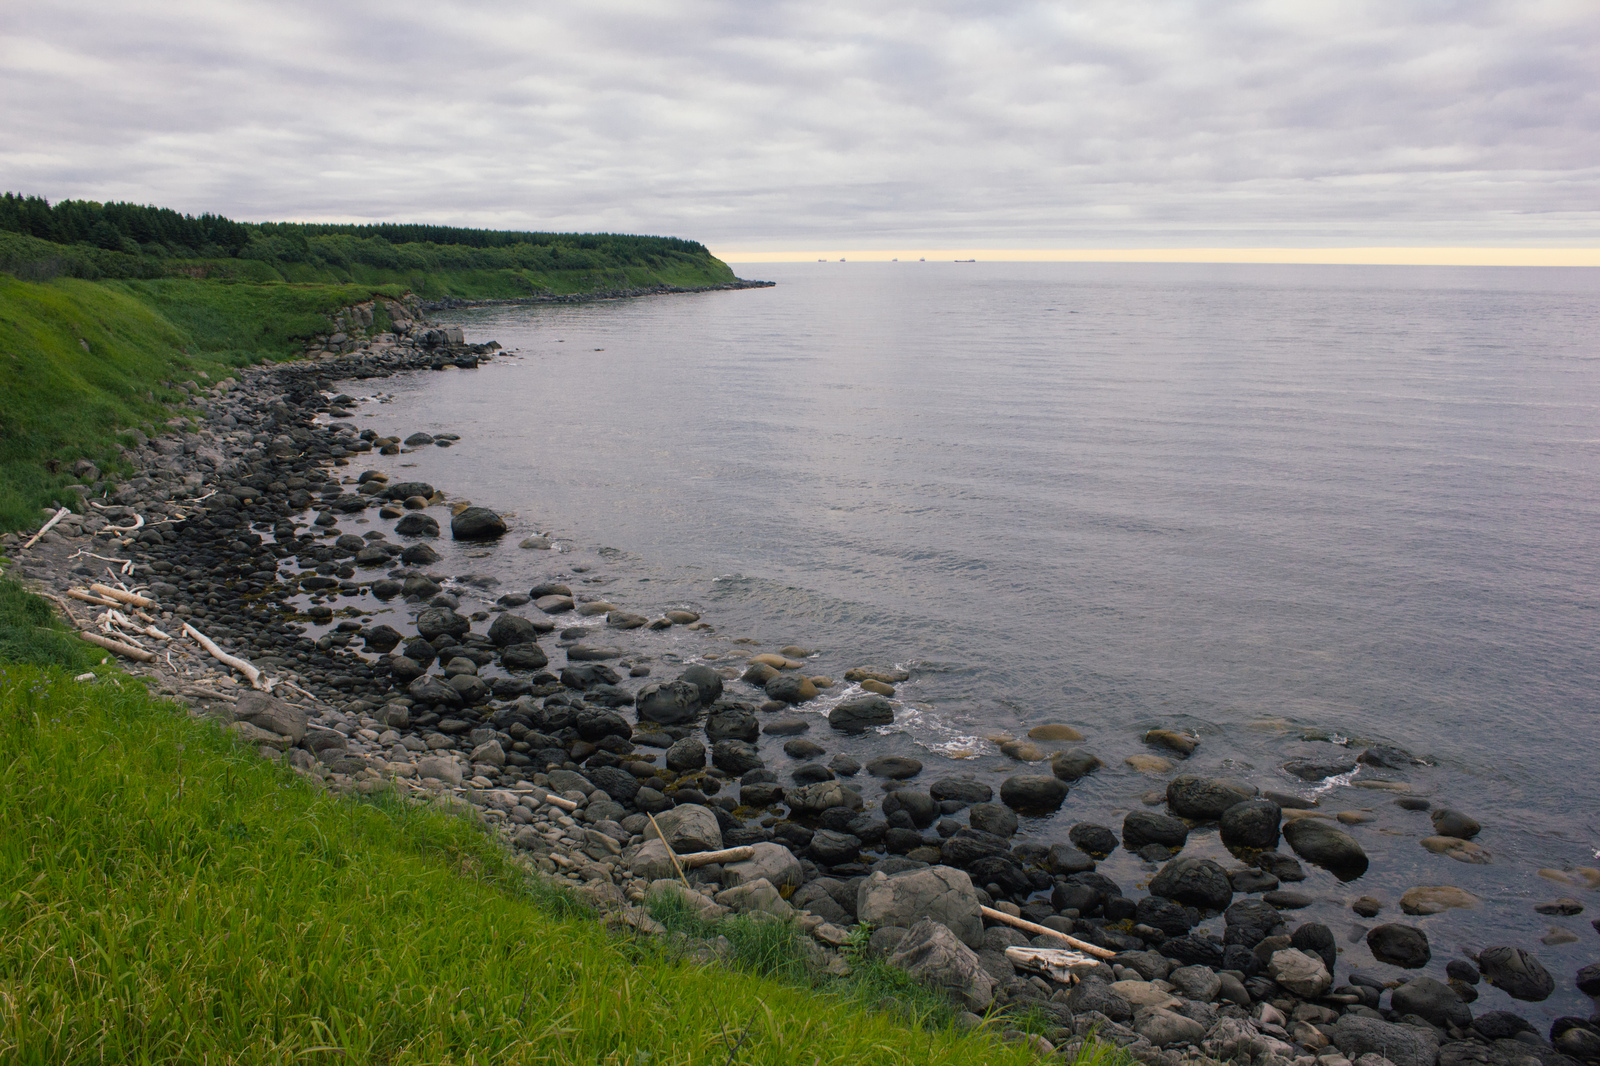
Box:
713;247;1600;267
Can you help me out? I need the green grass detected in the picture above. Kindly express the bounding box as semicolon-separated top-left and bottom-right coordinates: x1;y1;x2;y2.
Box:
0;575;101;670
0;658;1063;1065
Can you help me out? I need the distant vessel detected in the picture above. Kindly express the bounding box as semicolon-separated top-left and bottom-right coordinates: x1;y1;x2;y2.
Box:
955;258;976;263
817;258;826;262
840;258;846;262
919;257;926;262
891;258;898;262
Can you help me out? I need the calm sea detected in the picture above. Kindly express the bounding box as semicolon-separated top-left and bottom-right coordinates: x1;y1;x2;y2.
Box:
342;262;1600;1017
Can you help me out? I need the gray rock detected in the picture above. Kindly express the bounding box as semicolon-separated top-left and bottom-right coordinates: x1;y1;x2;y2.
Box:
809;830;861;866
828;693;894;731
1429;809;1482;840
1476;946;1554;1002
470;739;505;766
407;674;463;706
1367;924;1431;969
999;774;1068;812
415;756;463;786
664;736;706;771
1136;1007;1207;1048
1282;758;1358;782
500;643;549;671
1168;964;1223;1002
866;756;923;779
1392;977;1472;1029
1149;856;1233;911
715;877;794;918
487;612;538;647
1330;1014;1440;1066
1284;818;1369;876
1069;977;1133;1023
1268;948;1332;998
416;606;470;640
764;674;816;704
889;917;995;1012
705;707;759;743
857;865;984;949
786;780;863;814
721;842;804;891
1167;775;1259;820
566;644;624;661
647;803;722;853
930;777;992;804
587;765;641;804
395;512;439;537
232;691;307;743
677;664;723;706
1047;843;1098;874
450;506;506;540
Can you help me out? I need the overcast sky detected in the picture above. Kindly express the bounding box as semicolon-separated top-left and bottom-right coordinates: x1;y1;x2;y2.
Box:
2;0;1596;249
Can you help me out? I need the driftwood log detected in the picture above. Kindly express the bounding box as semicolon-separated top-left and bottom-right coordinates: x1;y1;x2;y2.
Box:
980;904;1117;959
79;631;156;663
183;622;268;690
22;507;71;550
90;583;154;608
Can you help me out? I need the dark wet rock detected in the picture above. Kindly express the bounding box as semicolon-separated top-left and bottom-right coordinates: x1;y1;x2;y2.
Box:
383;480;434;500
534;594;574;614
1220;798;1282;849
786;781;863;815
1255;852;1305;881
664;737;706;771
395;512;439;537
1367;923;1431;969
741;662;778;686
416;606;471;640
930;776;992;805
712;739;763;776
705;707;759;743
401;637;438;666
387;654;426;682
1070;823;1119;858
763;717;810;736
782;737;824;759
1167;775;1258;820
999;774;1067;812
1477;945;1554;1002
362;623;403;652
400;543;440;566
828;693;893;731
1224;899;1287;948
1159;932;1226;968
1358;745;1422;769
1069;977;1133;1022
1429;809;1482;840
1263;890;1312;909
1576;962;1600;997
882;790;938;829
447;674;489;704
828;754;860;777
967;854;1030;897
939;827;1009;868
487;612;538;646
1149;856;1232;911
792;763;835;785
1051;749;1104;781
1046;843;1097;875
1290;921;1336;972
809;830;862;867
407;674;463;706
1231;868;1279;894
1123;810;1189;850
450;506;506;540
587;764;640;804
636;680;701;725
739;782;784;807
1136;894;1197;936
1282;758;1357;782
866;756;923;779
607;610;648;630
1393;976;1473;1029
968;803;1017;838
566;644;624;661
500;643;550;671
677;664;723;706
764;673;818;704
1283;818;1368;877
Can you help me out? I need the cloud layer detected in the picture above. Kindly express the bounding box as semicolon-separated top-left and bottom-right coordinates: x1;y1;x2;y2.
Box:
2;0;1596;246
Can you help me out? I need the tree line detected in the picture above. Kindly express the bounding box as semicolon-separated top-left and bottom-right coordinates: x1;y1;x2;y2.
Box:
0;193;714;270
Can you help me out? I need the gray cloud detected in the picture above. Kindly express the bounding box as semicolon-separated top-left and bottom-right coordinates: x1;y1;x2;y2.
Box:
1;0;1596;246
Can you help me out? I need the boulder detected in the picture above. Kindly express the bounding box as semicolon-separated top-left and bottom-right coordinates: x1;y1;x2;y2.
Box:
765;674;818;704
1392;977;1472;1029
646;803;722;853
1220;799;1282;850
1168;964;1222;1003
588;765;641;804
1366;924;1431;969
857;865;984;949
999;774;1068;812
1284;818;1369;877
1135;1007;1207;1048
415;756;463;786
1224;898;1287;948
1052;749;1105;781
1268;948;1332;998
1149;857;1233;911
416;606;471;641
711;739;763;775
1429;809;1481;840
1477;946;1554;1002
714;877;794;918
1399;886;1479;916
1330;1015;1440;1066
394;512;439;537
828;693;894;731
930;777;992;804
678;664;723;706
705;707;759;743
407;675;463;707
809;830;862;866
636;680;701;725
721;842;804;891
500;643;549;671
1167;775;1258;820
487;613;538;646
786;781;863;814
889;917;995;1012
1124;810;1189;849
451;506;506;540
866;756;923;780
664;736;706;771
232;691;307;743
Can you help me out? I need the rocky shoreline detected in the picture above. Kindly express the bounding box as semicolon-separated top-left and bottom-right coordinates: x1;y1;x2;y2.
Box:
5;294;1598;1066
420;279;775;312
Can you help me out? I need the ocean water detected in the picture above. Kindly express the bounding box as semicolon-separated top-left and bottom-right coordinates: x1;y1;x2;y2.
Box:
338;262;1600;1018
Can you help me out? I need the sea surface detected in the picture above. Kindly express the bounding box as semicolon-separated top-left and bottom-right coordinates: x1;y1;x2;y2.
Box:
339;262;1600;1019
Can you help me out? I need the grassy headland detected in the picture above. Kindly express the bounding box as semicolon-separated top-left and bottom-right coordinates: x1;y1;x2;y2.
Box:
0;584;1065;1065
0;194;745;530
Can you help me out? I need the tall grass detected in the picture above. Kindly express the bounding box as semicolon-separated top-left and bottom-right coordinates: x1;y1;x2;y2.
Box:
0;663;1052;1064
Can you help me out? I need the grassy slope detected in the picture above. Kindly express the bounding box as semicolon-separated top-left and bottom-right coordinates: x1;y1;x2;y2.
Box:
0;600;1057;1064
